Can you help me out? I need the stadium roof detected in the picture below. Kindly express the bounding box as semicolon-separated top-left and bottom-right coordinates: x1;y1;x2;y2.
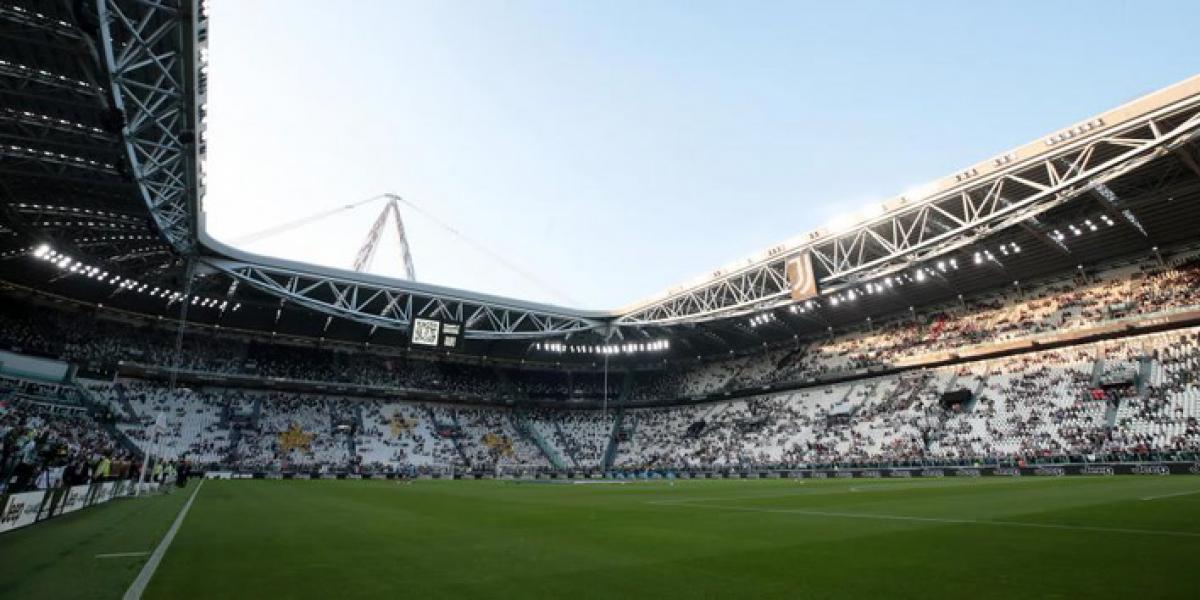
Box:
3;1;1200;365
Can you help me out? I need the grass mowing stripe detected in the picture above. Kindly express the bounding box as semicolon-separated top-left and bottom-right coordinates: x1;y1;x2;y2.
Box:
657;500;1200;538
123;481;204;600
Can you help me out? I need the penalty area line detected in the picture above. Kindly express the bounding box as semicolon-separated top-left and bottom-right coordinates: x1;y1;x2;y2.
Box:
96;551;150;559
123;481;204;600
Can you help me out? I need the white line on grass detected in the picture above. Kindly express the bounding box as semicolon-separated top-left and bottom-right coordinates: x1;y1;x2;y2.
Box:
1140;489;1200;501
95;552;150;559
123;481;204;600
658;501;1200;539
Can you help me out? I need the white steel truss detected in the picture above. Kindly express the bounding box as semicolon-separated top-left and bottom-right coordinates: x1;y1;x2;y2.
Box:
94;0;205;253
77;2;1200;339
352;194;417;280
203;258;604;339
618;96;1200;326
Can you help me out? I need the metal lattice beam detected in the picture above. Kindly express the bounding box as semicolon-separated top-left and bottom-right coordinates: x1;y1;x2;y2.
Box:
202;258;604;339
619;93;1200;326
351;195;417;280
94;0;204;253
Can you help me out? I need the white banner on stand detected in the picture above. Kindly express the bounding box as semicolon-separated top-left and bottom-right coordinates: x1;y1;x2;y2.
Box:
57;485;91;515
0;491;46;533
95;482;116;504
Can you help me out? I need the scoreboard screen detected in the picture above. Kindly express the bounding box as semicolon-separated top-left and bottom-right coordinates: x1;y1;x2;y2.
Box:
410;318;462;350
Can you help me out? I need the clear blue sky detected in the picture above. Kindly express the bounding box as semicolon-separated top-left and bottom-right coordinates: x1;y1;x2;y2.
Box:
203;0;1198;309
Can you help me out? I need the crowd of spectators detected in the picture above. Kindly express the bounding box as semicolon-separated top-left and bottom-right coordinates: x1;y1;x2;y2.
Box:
3;255;1200;405
664;255;1200;397
0;299;499;395
616;328;1200;469
0;395;131;494
4;250;1200;476
6;322;1200;478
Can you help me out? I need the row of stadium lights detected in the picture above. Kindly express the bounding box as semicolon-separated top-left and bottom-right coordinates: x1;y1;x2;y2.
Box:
2;143;113;171
30;245;240;312
75;235;157;244
2;108;106;138
806;258;964;314
748;312;776;327
535;340;670;355
974;244;1019;265
0;59;94;91
13;203;137;221
1051;214;1115;242
747;220;1108;327
0;5;75;35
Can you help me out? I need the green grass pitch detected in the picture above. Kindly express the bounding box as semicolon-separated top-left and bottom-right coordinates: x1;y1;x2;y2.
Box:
3;476;1200;599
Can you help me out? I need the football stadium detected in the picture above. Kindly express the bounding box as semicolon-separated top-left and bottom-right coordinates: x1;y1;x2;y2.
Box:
3;1;1200;598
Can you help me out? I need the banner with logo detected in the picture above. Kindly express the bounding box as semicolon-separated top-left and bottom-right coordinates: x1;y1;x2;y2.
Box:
94;482;116;504
56;484;91;515
0;491;46;533
785;252;819;302
37;489;59;521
